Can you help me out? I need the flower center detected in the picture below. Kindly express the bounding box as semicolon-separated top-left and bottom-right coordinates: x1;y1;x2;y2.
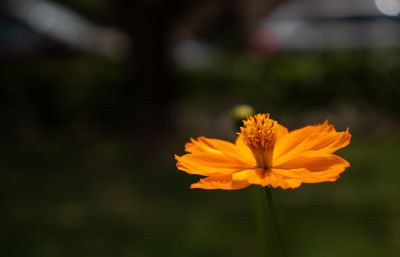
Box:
240;113;278;169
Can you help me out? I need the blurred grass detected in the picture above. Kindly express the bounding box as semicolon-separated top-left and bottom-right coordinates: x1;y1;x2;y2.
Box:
1;132;399;257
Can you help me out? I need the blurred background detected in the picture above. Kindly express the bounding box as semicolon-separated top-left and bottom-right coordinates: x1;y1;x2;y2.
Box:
1;0;399;257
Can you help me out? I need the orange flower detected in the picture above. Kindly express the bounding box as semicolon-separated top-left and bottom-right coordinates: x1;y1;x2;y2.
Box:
175;113;351;190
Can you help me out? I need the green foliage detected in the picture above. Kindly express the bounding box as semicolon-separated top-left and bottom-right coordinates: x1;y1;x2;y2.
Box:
179;50;400;114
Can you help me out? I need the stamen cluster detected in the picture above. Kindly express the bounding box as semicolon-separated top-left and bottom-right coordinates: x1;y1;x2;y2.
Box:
239;113;278;169
240;113;278;150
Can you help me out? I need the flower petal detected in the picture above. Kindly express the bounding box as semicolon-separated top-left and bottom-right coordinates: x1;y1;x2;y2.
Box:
234;135;257;164
185;137;231;153
175;152;255;176
274;152;349;182
185;137;256;165
271;168;338;183
277;123;289;140
190;174;249;190
273;121;351;165
247;168;302;189
184;138;221;154
231;169;251;182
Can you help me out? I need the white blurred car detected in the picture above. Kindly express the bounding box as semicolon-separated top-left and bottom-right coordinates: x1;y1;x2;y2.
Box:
248;0;400;55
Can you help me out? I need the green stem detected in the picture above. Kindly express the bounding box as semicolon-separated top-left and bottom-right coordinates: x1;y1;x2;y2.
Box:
265;187;289;257
250;187;268;257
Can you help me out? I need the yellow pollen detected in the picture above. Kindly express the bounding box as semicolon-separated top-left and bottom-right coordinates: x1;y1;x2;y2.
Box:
240;113;278;169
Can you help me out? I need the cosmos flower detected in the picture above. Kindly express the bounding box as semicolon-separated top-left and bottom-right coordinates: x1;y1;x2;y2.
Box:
175;113;351;190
